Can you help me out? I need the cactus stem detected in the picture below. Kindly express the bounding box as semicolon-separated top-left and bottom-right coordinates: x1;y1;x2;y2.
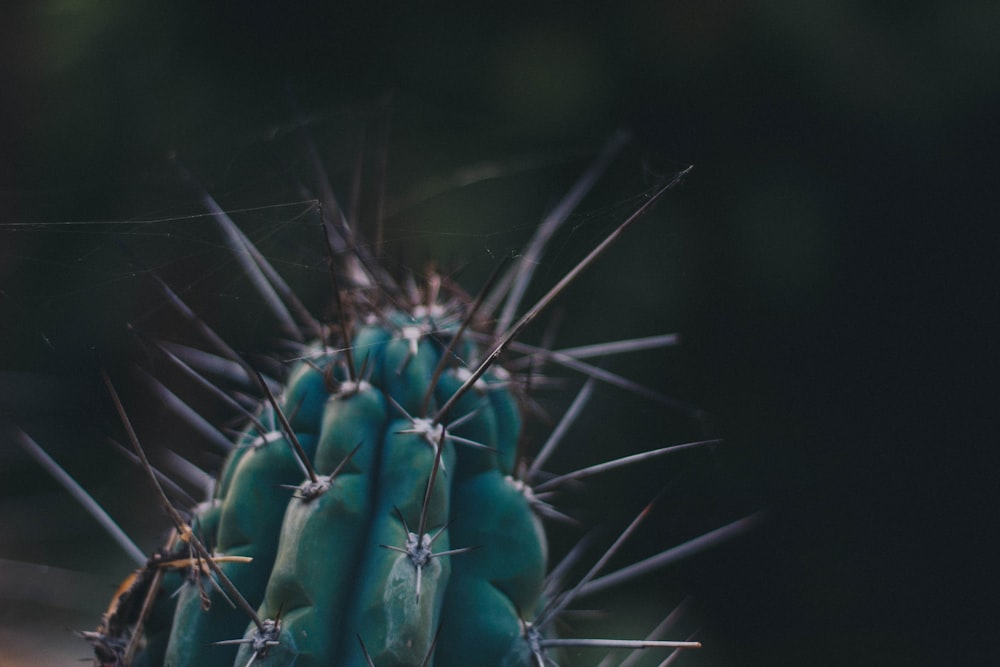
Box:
53;133;717;665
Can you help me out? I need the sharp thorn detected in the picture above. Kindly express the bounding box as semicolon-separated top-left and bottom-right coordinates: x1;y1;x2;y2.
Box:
150;337;268;432
357;634;377;667
137;368;235;454
538;638;701;650
578;512;768;599
533;439;721;492
538;496;660;627
419;257;510;418
528;377;596;478
509;333;682;369
435;164;691;425
101;370;267;633
601;597;694;667
9;423;146;566
320;216;358;382
172;156;310;342
106;437;198;510
488;129;631;328
250;366;318;484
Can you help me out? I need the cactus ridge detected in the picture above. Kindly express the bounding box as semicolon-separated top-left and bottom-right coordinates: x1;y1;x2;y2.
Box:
165;296;549;667
8;130;752;666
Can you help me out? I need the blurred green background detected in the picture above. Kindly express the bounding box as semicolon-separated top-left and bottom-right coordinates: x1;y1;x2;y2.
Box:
1;1;994;665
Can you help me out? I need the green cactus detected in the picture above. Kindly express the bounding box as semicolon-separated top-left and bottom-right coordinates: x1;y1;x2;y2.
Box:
143;299;554;667
9;125;759;666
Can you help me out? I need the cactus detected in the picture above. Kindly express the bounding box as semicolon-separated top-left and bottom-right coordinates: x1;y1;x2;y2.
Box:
8;120;759;666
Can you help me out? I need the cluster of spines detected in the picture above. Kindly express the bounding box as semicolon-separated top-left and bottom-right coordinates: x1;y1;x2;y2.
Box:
10;127;763;666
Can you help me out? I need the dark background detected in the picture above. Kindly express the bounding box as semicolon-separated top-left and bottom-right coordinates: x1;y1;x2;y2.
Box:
1;2;995;665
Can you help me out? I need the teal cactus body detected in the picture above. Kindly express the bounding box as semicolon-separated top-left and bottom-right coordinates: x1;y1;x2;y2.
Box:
2;130;735;667
148;310;546;667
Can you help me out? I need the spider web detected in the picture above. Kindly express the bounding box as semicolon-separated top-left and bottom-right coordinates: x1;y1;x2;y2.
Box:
2;114;685;373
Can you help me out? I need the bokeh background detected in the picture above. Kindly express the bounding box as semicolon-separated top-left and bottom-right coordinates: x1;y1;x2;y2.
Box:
1;2;994;665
